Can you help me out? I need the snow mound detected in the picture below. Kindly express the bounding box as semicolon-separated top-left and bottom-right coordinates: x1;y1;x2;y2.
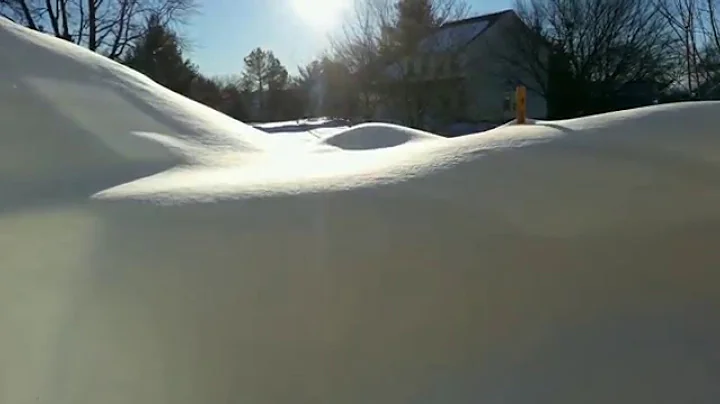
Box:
0;16;269;177
320;123;442;150
4;16;720;404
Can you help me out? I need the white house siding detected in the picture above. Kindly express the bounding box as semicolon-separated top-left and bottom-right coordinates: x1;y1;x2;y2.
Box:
374;11;548;127
462;13;548;122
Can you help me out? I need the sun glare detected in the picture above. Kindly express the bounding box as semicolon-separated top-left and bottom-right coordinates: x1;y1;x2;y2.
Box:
292;0;348;31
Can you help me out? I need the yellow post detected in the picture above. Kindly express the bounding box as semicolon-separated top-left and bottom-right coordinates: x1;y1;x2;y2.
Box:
515;85;527;124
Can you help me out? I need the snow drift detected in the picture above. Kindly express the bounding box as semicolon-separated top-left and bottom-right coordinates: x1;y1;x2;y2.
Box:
2;16;720;404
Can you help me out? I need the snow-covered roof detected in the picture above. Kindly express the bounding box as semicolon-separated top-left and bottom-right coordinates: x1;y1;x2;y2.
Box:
419;19;489;52
383;10;513;79
418;9;512;53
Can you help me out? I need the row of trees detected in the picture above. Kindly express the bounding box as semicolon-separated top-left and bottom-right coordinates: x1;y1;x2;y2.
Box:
124;26;313;121
120;14;253;121
0;0;304;121
0;0;196;58
0;0;470;123
504;0;720;117
6;0;720;124
322;0;470;124
319;0;720;122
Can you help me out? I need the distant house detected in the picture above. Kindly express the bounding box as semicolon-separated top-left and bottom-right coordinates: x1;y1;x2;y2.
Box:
378;10;548;131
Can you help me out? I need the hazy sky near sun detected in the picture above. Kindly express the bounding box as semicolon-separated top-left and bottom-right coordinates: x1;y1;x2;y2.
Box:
187;0;512;77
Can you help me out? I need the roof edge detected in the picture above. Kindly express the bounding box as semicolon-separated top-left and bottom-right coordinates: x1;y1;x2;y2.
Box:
439;9;515;29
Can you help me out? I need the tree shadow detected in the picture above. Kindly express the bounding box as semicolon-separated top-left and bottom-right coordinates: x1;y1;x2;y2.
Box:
535;122;575;134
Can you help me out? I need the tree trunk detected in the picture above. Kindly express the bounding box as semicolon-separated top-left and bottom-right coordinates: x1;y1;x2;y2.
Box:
58;0;72;40
686;27;693;94
88;0;97;50
16;0;37;30
44;0;60;36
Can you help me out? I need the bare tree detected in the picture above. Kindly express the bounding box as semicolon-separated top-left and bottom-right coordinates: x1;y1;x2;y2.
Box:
653;0;720;97
656;0;703;92
501;0;676;116
327;0;390;119
701;0;720;93
0;0;33;27
704;0;720;51
0;0;197;59
488;3;550;97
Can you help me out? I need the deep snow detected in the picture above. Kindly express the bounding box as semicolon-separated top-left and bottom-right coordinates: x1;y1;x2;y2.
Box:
2;16;720;404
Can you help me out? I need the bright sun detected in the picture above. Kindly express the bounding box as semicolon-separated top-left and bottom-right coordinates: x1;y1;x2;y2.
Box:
292;0;348;31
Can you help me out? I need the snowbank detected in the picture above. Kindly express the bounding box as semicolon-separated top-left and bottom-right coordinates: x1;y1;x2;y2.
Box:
3;16;720;404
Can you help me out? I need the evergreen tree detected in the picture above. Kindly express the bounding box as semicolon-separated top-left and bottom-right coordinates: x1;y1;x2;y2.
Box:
298;60;323;87
379;0;453;127
320;57;357;118
296;60;325;116
390;0;437;56
241;48;288;92
241;47;289;120
241;48;270;93
267;56;289;91
123;14;197;95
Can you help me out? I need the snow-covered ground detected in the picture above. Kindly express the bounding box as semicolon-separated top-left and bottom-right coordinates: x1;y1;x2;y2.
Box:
3;16;720;404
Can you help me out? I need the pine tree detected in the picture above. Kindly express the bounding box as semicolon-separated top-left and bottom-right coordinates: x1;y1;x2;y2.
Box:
123;14;197;95
267;57;289;91
241;48;271;93
393;0;437;55
241;48;288;92
241;48;289;120
380;0;439;58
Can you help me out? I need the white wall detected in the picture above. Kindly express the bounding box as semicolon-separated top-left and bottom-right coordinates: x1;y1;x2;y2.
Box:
463;13;548;122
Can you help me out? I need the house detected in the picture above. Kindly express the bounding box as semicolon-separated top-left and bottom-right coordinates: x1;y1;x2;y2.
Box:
378;9;549;131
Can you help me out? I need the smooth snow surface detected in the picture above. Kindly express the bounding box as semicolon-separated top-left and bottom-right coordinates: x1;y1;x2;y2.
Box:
3;17;720;404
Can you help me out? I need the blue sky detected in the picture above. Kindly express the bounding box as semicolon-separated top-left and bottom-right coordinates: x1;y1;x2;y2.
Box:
187;0;512;77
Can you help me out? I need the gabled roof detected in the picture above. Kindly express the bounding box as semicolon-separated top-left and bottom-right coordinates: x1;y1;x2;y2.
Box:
418;9;514;53
383;9;516;79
